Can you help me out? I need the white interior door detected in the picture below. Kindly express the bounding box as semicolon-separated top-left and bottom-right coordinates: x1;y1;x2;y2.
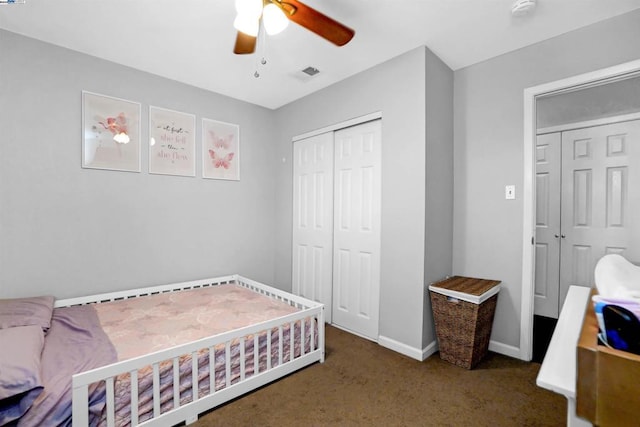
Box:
332;120;381;340
559;120;640;306
535;119;640;318
292;132;334;322
534;133;561;318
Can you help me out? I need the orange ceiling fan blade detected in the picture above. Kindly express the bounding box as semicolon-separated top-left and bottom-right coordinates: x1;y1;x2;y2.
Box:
281;0;354;46
234;31;257;54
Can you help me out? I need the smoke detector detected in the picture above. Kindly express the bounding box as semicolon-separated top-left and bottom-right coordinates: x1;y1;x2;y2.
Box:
512;0;536;16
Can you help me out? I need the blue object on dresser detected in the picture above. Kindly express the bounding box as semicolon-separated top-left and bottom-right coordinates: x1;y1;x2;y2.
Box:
602;304;640;355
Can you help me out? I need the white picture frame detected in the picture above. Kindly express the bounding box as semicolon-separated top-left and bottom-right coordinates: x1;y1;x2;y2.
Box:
149;106;196;177
82;91;141;172
202;118;240;181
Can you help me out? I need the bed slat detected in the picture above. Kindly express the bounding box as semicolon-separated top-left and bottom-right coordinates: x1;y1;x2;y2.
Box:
239;337;246;381
191;351;199;401
172;358;180;409
266;328;272;370
290;321;295;361
301;318;306;356
225;342;231;388
310;317;316;352
72;384;89;427
130;370;139;426
106;377;115;427
208;346;215;394
152;363;161;418
278;326;283;366
253;335;259;375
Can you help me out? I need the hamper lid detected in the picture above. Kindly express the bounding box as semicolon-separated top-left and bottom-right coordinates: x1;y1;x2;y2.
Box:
428;276;501;304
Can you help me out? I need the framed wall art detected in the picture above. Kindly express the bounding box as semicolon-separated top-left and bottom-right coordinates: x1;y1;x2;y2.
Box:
149;106;196;176
82;91;141;172
202;118;240;181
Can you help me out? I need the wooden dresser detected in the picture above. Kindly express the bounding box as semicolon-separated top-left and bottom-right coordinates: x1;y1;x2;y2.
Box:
576;289;640;426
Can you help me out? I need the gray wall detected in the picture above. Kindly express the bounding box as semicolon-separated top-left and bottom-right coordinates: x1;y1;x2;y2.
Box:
273;47;435;352
0;30;277;299
453;10;640;350
423;49;454;347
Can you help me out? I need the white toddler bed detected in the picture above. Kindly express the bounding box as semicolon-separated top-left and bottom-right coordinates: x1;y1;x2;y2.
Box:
1;275;324;427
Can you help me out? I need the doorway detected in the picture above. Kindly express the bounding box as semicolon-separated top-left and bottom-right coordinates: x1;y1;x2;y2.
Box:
521;59;640;361
535;119;640;317
532;118;640;361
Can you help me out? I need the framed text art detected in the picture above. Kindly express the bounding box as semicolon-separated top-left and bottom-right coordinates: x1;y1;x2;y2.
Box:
202;118;240;181
82;91;141;172
149;106;196;176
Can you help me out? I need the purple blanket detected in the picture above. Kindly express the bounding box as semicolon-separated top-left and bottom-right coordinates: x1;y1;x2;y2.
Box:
17;305;117;427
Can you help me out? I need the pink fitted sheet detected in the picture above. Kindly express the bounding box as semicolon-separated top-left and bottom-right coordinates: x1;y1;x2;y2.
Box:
94;283;299;361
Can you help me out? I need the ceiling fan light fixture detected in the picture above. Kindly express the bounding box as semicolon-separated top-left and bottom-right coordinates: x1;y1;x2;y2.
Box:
234;14;260;37
263;3;289;35
235;0;262;18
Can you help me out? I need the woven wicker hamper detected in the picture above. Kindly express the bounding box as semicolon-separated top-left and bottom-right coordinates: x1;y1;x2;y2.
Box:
429;276;501;369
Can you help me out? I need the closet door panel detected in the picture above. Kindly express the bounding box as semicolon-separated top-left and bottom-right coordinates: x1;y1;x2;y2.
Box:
292;132;334;322
559;120;640;308
332;120;381;340
534;133;561;318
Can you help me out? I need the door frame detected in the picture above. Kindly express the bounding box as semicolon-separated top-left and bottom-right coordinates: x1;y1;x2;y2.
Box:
292;111;382;143
520;59;640;361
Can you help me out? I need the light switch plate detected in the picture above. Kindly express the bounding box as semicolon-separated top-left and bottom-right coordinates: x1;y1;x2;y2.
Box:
505;185;515;200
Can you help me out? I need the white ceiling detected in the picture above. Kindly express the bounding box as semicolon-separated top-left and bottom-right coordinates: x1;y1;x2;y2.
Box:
2;0;640;109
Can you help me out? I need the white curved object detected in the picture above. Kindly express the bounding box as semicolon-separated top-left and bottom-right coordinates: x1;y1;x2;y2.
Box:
594;254;640;300
512;0;536;16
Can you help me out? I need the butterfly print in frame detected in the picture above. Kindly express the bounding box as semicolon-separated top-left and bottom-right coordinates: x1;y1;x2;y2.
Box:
202;118;240;181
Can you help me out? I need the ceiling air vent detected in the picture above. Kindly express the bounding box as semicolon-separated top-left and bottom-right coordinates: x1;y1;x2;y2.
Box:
302;66;320;76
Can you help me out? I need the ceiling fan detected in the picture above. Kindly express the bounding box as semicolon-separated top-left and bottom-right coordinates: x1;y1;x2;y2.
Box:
233;0;355;54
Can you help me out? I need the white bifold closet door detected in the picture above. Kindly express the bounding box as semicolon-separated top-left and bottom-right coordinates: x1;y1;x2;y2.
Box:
292;132;335;321
534;119;640;318
292;119;381;340
558;120;640;307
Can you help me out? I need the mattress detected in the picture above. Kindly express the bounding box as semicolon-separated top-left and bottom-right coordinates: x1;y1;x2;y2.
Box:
93;283;316;426
94;283;300;361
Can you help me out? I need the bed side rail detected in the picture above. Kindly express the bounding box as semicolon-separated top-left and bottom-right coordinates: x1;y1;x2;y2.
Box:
55;275;237;308
72;305;324;427
235;275;324;311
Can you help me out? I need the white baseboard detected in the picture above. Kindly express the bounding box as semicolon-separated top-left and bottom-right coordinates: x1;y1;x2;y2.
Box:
422;339;439;361
489;340;521;360
378;335;522;362
378;335;435;361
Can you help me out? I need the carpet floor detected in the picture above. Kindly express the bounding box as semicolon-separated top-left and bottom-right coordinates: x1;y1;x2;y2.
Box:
194;325;565;426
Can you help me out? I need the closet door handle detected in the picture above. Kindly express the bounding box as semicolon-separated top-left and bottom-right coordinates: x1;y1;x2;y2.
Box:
561;234;566;238
554;234;566;239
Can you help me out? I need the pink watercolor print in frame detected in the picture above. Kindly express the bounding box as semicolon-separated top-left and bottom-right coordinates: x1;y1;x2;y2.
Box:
202;118;240;181
82;91;141;172
149;106;196;177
